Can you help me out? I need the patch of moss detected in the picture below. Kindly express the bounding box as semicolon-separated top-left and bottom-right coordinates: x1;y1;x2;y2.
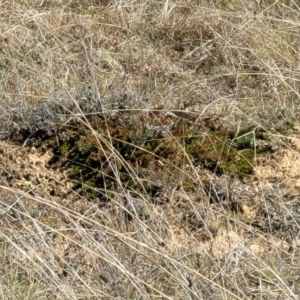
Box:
59;141;70;157
234;134;255;150
185;131;256;175
32;114;269;198
222;149;256;175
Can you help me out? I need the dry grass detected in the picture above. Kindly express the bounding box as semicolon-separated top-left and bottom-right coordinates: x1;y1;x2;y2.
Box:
0;0;300;299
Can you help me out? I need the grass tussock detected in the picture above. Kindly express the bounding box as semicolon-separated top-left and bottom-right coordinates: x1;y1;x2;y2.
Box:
0;0;300;299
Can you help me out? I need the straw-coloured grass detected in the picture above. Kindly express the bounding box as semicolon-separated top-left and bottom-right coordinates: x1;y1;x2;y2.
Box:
0;1;300;299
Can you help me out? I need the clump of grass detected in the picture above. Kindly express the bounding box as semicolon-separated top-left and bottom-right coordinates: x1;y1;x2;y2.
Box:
0;1;300;299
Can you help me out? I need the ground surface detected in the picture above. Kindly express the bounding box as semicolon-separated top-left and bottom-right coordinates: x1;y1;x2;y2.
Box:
1;116;300;299
1;1;300;299
1;123;300;257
